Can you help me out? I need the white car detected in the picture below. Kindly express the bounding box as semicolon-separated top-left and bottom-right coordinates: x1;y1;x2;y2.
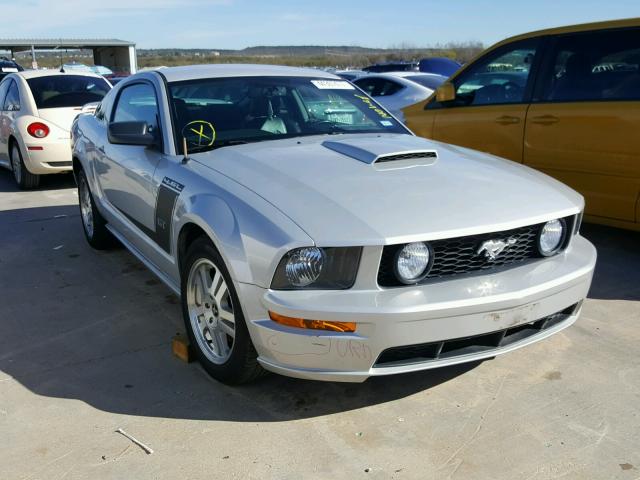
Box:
71;65;596;384
0;70;111;188
353;72;447;120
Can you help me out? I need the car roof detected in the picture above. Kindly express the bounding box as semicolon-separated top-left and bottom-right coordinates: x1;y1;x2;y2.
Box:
378;71;445;79
15;69;104;80
494;17;640;47
354;72;440;82
154;64;340;83
353;72;435;91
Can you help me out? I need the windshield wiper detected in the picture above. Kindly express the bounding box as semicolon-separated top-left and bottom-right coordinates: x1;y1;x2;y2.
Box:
210;139;249;150
187;139;249;153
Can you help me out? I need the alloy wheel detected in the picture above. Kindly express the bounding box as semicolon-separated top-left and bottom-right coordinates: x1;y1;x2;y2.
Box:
186;258;236;364
11;146;21;185
79;176;94;238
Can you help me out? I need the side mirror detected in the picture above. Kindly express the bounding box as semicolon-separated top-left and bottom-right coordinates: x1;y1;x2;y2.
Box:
108;121;157;147
80;101;100;115
435;83;456;103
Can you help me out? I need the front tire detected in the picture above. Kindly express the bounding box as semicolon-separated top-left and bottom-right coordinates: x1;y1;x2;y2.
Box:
11;143;40;189
181;237;264;384
77;168;113;249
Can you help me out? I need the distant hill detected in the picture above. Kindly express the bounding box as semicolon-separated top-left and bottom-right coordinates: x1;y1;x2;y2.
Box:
13;43;484;71
137;43;482;59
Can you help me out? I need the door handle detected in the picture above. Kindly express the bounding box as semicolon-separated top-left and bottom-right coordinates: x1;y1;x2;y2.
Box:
97;145;105;153
530;115;559;125
495;115;520;125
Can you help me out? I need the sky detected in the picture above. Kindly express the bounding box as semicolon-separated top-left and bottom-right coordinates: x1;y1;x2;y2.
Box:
2;0;639;50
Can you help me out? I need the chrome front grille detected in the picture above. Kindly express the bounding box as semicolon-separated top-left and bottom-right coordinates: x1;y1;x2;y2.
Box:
377;216;575;287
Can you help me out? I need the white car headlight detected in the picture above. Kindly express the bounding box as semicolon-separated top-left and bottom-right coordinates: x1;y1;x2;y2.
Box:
284;247;325;287
538;219;565;256
394;242;431;284
271;247;361;290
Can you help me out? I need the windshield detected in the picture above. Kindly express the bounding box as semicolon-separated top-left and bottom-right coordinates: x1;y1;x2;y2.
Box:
168;76;407;153
27;75;111;109
405;74;447;90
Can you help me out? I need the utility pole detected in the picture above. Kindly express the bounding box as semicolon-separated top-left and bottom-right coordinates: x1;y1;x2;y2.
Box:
31;45;38;69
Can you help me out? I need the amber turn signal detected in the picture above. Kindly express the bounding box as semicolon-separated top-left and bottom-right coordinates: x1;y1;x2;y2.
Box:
268;311;356;333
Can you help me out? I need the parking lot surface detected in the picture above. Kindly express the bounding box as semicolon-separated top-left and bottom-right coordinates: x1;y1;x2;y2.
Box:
1;171;639;480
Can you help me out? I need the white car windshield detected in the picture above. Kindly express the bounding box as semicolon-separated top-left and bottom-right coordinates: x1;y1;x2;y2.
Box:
168;76;407;152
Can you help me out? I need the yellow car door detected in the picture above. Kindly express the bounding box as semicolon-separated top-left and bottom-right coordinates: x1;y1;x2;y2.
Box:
524;27;640;226
406;38;543;162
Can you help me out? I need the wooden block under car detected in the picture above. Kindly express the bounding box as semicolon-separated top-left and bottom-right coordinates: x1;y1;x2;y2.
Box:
172;334;194;363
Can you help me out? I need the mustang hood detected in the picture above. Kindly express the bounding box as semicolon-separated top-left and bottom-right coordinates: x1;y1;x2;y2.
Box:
195;134;583;245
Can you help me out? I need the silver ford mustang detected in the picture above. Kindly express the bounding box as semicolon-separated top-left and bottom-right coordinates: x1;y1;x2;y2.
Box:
71;65;597;384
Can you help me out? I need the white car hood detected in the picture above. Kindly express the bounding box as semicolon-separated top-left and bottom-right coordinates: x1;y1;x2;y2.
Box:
194;134;583;245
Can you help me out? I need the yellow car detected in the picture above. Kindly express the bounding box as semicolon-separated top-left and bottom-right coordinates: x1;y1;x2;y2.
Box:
405;18;640;231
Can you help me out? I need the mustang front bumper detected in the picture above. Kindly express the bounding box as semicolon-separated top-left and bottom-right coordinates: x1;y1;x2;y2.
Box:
239;235;596;382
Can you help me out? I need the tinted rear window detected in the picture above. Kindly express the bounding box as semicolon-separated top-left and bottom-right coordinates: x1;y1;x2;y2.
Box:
27;75;111;109
405;74;447;90
542;27;640;102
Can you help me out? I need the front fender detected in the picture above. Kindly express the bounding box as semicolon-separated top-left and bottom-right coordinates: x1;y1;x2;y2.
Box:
173;183;313;288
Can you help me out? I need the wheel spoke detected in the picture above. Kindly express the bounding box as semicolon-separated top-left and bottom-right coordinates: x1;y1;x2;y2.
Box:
218;320;235;338
219;308;235;324
210;269;222;299
214;331;230;356
214;280;228;304
198;267;210;299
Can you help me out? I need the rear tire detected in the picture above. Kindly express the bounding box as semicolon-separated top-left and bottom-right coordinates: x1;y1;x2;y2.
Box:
11;143;40;189
77;168;114;249
181;237;265;385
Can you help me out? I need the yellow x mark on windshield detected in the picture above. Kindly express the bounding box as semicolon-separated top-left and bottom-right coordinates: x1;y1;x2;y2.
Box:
182;120;216;147
190;124;212;144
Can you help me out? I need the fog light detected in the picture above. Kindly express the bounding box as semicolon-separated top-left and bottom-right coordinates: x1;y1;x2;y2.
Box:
538;219;565;256
394;242;431;284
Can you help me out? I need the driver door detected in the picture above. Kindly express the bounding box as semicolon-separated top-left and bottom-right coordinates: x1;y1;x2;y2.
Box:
96;81;162;235
430;38;542;162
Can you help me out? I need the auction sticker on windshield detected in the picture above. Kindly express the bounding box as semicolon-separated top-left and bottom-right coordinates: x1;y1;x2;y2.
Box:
311;80;354;90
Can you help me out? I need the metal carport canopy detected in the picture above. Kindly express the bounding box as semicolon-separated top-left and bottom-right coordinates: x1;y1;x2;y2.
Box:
0;38;137;73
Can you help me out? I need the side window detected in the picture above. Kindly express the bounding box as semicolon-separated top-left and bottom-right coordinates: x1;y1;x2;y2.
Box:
354;78;378;96
0;80;10;110
354;78;402;97
452;39;540;106
112;83;159;133
541;27;640;102
377;80;403;97
3;80;20;111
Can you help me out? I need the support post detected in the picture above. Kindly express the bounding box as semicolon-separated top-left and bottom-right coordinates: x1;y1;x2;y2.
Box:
31;45;38;69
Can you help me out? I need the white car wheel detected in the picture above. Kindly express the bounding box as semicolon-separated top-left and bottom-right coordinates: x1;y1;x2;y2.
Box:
10;143;39;189
181;237;264;384
77;169;114;249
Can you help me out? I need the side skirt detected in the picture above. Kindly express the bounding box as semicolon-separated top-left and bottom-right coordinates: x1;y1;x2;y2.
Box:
106;223;181;296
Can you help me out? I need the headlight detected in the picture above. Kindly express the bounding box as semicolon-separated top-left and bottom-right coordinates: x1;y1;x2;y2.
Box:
394;242;432;284
538;219;565;256
271;247;362;290
284;247;325;287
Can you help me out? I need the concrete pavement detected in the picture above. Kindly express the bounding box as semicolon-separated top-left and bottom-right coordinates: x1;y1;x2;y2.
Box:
0;170;638;480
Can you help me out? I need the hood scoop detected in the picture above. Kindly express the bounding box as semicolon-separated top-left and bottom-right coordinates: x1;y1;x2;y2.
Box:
375;151;437;163
322;136;438;168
